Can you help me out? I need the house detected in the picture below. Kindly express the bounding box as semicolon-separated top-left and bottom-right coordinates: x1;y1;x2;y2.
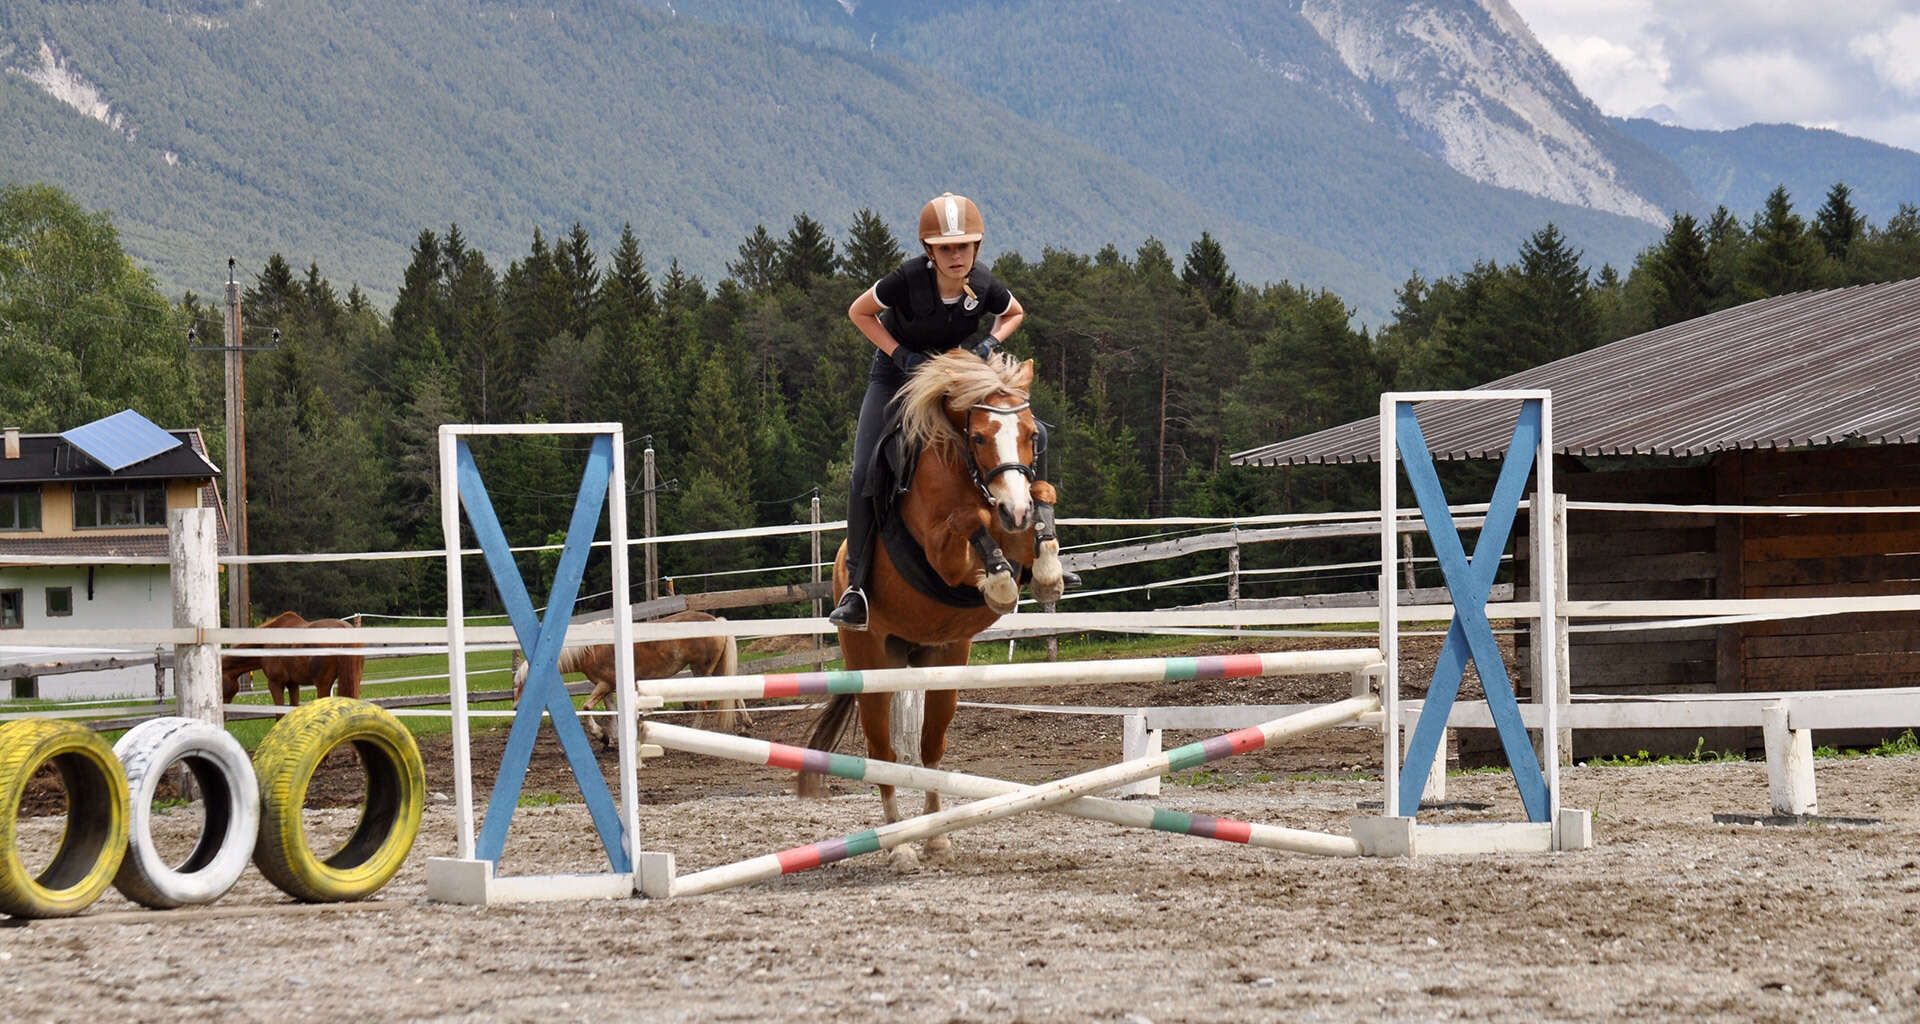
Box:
1233;277;1920;756
0;410;230;701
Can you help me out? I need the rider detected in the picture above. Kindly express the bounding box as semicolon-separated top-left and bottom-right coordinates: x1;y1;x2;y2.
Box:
828;192;1026;630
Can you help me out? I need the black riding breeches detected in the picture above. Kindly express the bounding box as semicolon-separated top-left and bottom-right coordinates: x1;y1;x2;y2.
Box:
843;351;907;594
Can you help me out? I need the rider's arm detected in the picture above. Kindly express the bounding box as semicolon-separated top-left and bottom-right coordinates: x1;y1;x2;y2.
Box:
990;293;1024;343
848;286;900;357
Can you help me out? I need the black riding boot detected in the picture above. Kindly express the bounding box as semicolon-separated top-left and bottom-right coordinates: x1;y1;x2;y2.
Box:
828;496;876;631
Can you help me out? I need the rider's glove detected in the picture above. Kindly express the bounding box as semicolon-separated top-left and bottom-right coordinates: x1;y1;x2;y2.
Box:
891;346;929;373
970;338;1001;361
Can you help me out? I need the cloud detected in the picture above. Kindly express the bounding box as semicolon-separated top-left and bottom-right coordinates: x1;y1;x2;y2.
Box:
1850;15;1920;98
1506;0;1920;152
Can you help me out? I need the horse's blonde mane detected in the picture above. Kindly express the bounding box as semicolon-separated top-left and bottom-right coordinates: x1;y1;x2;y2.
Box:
891;351;1034;453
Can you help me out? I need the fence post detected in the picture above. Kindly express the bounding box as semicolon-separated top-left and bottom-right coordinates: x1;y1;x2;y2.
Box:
810;492;824;671
642;440;659;603
1226;531;1241;608
170;507;221;724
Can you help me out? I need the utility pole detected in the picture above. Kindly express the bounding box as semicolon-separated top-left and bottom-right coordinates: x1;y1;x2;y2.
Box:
223;260;250;630
191;259;277;629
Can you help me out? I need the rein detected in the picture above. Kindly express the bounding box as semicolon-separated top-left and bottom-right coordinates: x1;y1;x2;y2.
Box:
963;399;1037;507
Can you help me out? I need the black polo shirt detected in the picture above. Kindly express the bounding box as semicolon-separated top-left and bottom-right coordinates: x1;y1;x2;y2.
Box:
872;257;1015;354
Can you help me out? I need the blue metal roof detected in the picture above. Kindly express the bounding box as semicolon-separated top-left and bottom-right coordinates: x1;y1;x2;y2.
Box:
59;410;185;472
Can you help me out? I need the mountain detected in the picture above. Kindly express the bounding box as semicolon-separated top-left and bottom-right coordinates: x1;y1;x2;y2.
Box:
4;1;1899;320
1614;118;1920;224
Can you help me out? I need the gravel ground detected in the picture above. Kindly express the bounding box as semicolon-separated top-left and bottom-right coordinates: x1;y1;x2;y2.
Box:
4;635;1918;1022
4;746;1918;1022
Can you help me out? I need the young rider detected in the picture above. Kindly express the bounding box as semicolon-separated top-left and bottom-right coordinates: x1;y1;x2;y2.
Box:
828;192;1026;629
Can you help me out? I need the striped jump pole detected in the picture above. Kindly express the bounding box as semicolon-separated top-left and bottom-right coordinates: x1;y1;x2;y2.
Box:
640;719;1365;859
637;648;1385;705
667;695;1379;898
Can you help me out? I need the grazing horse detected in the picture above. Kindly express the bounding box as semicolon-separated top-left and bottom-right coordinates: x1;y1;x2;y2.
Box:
798;350;1065;869
512;610;749;747
219;610;364;705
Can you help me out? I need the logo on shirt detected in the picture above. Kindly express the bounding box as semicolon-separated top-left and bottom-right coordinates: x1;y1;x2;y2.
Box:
962;295;979;312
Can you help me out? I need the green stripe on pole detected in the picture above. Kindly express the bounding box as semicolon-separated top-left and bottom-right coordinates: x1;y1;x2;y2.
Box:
1162;658;1199;681
1150;808;1193;834
827;752;867;781
844;830;882;857
1166;742;1208;772
826;671;865;695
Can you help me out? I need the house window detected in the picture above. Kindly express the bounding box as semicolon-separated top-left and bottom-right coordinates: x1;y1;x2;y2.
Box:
0;488;39;531
0;590;21;629
73;482;167;528
45;587;72;617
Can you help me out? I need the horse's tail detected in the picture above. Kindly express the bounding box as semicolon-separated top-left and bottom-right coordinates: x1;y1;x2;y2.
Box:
796;694;858;799
511;650;529;705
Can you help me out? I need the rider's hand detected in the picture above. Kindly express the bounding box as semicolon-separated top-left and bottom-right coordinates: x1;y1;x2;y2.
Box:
970;338;1001;361
891;346;929;373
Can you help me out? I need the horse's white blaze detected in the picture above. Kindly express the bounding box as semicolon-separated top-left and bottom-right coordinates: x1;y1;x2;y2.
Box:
986;409;1031;529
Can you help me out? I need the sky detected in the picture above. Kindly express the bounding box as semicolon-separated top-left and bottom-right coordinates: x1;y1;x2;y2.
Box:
1506;0;1920;154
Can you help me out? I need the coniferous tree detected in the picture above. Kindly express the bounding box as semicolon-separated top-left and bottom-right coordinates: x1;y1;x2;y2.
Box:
1814;182;1863;264
1703;205;1748;310
244;254;301;328
389;230;446;377
727;225;780;292
1181;231;1238;319
302;262;340;327
660;259;708;313
778;213;839;288
559;222;599;338
1647;212;1711;328
598;223;657;337
1743;187;1822;298
842;207;905;283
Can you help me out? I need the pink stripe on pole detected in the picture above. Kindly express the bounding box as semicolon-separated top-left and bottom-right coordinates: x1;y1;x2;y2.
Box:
1191;654;1267;680
766;743;809;772
763;674;802;698
1224;726;1267;756
1199;816;1254;843
775;844;823;873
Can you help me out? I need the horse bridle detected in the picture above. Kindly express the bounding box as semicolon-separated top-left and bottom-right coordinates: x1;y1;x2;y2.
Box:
963;399;1038;507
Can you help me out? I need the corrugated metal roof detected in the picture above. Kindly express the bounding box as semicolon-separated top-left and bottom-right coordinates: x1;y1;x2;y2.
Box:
1231;277;1920;466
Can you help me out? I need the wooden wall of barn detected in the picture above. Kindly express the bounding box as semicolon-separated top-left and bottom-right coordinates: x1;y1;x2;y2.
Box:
1496;444;1920;760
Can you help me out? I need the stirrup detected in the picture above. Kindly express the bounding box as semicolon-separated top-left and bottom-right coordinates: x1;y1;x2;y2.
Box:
826;588;869;631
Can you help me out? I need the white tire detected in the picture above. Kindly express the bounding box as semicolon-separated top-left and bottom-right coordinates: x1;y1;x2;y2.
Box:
112;717;260;909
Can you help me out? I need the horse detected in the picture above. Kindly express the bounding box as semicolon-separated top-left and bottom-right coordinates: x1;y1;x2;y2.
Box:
219;610;364;706
797;350;1065;869
512;610;750;747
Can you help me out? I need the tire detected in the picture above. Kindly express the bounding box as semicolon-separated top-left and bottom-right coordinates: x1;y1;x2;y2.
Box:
0;720;129;919
112;717;260;909
252;698;424;902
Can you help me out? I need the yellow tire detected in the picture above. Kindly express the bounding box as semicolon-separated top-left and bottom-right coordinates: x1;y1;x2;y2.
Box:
0;719;129;919
252;698;423;902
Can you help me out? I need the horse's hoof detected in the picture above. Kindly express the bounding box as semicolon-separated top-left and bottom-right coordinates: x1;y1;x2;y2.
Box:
1032;579;1064;605
982;571;1019;614
887;845;921;873
924;835;954;865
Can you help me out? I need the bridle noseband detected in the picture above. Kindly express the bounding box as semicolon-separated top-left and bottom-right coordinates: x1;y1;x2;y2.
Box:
963;399;1037;507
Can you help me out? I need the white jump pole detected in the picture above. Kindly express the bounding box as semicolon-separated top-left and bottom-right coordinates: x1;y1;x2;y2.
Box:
669;696;1378;898
638;648;1385;705
438;426;476;860
641;719;1365;859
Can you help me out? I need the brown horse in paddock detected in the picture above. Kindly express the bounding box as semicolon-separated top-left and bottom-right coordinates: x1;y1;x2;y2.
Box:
219;610;365;705
512;610;749;747
799;350;1065;869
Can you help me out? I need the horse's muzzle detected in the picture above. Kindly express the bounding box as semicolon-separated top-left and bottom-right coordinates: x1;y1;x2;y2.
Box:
996;503;1032;533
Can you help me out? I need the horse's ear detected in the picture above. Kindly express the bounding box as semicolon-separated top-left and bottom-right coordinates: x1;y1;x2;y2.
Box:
1015;358;1036;389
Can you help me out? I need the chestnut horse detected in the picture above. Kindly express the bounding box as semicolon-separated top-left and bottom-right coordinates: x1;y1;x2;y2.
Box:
219;610;364;705
799;350;1064;869
512;610;749;747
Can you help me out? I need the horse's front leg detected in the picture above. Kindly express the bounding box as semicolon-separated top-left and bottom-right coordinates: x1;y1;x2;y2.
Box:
854;691;920;871
1029;480;1065;605
940;508;1019;614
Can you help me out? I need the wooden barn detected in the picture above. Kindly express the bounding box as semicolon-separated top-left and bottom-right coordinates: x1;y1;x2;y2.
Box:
1233;277;1920;756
